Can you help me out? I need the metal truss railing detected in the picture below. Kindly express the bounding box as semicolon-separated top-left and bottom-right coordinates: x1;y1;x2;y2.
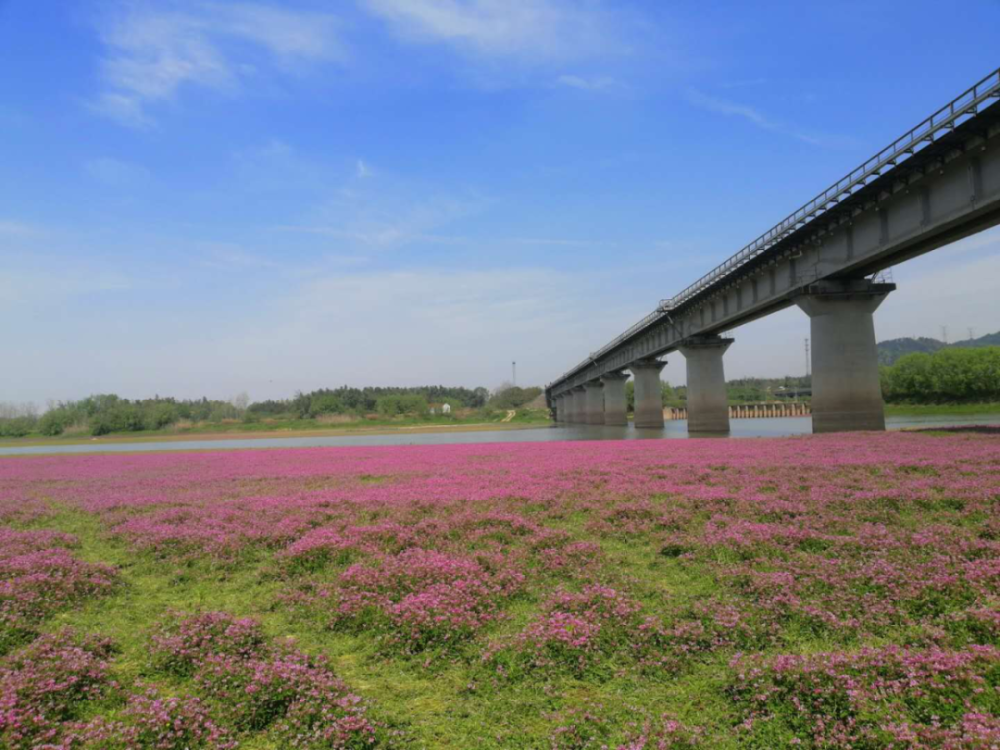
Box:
549;67;1000;391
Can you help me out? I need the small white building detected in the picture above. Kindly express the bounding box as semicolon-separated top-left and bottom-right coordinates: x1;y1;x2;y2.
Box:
442;403;452;414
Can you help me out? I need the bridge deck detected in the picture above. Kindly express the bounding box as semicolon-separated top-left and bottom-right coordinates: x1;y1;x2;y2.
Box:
549;68;1000;394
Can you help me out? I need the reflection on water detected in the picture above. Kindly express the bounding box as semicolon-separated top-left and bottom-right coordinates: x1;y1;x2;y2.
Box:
3;413;1000;456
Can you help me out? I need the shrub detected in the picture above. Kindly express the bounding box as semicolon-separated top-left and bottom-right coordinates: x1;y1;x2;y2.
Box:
486;585;654;679
71;689;236;749
152;612;381;747
330;548;524;651
0;417;34;438
0;549;119;655
37;410;68;436
89;404;143;435
142;402;178;430
0;630;117;749
149;611;270;676
729;645;1000;747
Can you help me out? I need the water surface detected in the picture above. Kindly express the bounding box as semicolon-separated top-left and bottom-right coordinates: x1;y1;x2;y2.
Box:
2;413;999;456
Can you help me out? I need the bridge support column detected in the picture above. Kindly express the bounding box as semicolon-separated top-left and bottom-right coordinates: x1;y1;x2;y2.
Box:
679;335;734;434
629;359;666;429
571;386;586;424
600;371;629;426
795;280;895;433
562;392;575;423
552;396;562;423
583;382;604;425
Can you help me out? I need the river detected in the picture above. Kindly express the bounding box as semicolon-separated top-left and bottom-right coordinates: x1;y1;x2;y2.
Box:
1;413;999;456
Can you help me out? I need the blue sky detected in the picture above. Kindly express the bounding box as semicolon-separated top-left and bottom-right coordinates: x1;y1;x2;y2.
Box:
3;0;1000;404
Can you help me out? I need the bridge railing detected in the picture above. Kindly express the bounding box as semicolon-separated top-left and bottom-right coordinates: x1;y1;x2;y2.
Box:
548;67;1000;391
660;67;1000;314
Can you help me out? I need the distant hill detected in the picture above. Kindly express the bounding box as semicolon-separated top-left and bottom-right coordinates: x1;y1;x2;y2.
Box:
877;330;1000;365
952;331;1000;348
877;337;946;365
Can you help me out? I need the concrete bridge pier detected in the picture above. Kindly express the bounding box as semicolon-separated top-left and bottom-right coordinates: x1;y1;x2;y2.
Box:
630;359;666;429
583;381;605;425
600;371;629;426
571;386;586;424
553;395;564;423
679;335;734;434
795;280;895;433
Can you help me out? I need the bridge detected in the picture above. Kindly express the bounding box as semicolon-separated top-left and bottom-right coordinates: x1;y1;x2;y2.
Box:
546;68;1000;434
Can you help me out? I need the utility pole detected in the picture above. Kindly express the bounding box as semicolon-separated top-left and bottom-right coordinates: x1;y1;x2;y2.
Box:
804;338;810;379
512;361;517;387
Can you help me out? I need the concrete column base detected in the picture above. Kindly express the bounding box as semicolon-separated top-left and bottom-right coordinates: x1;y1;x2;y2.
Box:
583;382;605;425
629;359;666;429
795;280;895;433
679;336;734;434
600;371;629;426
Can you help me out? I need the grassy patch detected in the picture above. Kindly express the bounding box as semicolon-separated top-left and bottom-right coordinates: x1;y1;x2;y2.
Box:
885;402;1000;417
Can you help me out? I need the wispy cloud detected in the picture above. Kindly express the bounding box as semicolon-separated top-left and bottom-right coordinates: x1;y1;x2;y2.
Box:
240;264;629;390
720;78;767;89
555;74;620;92
198;242;280;271
92;2;345;127
360;0;621;64
0;262;131;311
277;162;488;249
509;237;603;247
85;157;151;186
686;88;836;146
0;219;41;237
231;138;326;191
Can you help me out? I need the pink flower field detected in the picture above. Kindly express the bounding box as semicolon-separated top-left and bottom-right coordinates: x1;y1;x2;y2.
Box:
1;431;999;748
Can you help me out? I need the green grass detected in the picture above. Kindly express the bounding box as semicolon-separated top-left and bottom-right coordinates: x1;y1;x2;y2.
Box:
0;410;554;448
24;502;750;749
884;402;1000;417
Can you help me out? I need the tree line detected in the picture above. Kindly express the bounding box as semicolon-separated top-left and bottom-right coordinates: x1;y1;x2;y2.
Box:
0;384;546;438
252;385;492;418
0;394;250;438
880;346;1000;403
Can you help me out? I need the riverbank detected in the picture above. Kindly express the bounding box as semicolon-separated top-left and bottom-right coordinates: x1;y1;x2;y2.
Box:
0;418;550;449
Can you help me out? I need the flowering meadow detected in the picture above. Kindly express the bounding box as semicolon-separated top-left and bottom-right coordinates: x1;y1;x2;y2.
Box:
1;431;999;748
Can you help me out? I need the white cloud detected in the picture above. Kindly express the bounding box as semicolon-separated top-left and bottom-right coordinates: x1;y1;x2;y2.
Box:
198;242;280;270
0;260;636;402
91;92;154;128
280;166;487;249
85;157;151;186
93;2;345;127
231;138;326;191
0;220;41;237
224;265;634;393
0;263;131;311
555;74;619;91
877;228;1000;341
686;89;850;147
360;0;620;63
687;89;770;127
